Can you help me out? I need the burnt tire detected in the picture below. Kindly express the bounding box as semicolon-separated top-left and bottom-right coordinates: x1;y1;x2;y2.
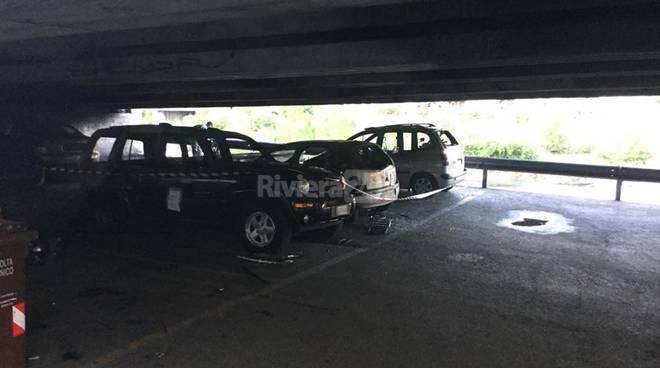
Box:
410;173;438;195
240;204;292;254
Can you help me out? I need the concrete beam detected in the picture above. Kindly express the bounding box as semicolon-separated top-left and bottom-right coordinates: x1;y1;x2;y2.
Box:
3;1;660;106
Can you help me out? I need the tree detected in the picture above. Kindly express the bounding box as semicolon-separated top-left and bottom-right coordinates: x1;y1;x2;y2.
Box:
544;123;571;154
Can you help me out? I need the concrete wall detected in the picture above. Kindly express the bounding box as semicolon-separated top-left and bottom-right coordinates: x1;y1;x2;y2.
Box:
3;106;140;136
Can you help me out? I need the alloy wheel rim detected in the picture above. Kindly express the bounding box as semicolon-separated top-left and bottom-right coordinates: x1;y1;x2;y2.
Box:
244;211;276;247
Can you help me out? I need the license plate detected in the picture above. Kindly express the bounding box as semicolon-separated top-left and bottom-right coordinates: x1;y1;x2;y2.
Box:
332;204;350;217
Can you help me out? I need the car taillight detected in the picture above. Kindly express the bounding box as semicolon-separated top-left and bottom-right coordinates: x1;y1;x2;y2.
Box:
441;152;449;166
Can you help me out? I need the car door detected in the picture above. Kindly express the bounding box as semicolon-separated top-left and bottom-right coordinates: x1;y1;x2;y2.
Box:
158;133;220;221
187;134;234;221
412;129;443;173
114;133;162;219
378;130;412;186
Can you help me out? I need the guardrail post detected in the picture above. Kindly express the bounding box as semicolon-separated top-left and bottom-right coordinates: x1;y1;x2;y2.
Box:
615;178;623;201
482;168;488;188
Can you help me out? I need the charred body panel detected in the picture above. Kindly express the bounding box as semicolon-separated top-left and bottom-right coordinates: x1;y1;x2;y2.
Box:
264;140;399;211
35;125;88;165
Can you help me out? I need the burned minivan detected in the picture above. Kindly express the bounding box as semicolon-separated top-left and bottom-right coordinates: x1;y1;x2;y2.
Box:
349;124;466;194
265;141;399;213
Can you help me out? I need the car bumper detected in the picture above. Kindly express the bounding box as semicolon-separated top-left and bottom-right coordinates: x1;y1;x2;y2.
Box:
434;169;467;189
354;182;400;209
291;200;354;232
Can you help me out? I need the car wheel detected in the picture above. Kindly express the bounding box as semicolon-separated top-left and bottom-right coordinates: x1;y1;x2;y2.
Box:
241;204;291;254
308;223;343;242
410;174;438;195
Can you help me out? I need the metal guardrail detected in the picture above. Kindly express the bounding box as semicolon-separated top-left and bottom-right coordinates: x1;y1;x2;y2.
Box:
464;156;660;201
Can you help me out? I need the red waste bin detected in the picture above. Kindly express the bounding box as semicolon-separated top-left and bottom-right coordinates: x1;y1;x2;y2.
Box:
0;220;35;368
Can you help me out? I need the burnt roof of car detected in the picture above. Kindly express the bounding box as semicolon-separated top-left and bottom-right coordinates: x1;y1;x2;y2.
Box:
364;123;440;131
97;123;201;132
273;140;372;148
93;124;248;138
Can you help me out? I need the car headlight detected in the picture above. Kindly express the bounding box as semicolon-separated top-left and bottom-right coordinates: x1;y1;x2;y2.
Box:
296;179;310;195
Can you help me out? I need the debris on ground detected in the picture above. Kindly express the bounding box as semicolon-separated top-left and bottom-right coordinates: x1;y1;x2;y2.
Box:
338;238;353;246
367;214;392;235
145;351;167;360
203;288;226;298
236;253;300;265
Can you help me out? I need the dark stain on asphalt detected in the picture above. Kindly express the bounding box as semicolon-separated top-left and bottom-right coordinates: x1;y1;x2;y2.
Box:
259;310;274;317
512;218;548;227
62;351;82;361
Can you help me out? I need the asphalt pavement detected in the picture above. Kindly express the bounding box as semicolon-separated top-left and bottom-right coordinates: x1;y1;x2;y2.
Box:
23;187;660;368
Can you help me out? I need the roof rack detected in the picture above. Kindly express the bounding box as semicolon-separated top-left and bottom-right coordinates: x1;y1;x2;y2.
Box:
364;123;437;130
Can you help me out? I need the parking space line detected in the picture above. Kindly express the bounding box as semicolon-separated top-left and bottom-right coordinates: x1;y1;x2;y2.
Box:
71;193;482;368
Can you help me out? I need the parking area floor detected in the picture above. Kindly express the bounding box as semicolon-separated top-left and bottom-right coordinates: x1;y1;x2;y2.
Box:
22;187;660;367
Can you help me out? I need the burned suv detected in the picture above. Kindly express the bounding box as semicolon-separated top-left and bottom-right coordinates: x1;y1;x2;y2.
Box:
54;124;352;253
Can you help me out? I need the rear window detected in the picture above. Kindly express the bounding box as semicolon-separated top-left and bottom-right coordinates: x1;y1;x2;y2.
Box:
438;131;458;146
91;137;116;162
334;144;392;170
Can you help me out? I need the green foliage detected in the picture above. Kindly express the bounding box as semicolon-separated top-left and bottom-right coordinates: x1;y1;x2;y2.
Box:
378;107;400;115
141;110;153;124
573;145;595;154
464;141;539;160
598;139;653;165
544;124;571;153
250;115;275;131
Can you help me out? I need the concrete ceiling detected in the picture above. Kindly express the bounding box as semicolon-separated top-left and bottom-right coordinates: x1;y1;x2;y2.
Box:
3;0;660;108
0;0;419;41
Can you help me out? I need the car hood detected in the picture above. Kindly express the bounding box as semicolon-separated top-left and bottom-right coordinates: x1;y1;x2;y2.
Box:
246;161;342;181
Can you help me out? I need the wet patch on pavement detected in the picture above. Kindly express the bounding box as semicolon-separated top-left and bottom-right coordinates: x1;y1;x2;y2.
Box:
497;210;575;235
